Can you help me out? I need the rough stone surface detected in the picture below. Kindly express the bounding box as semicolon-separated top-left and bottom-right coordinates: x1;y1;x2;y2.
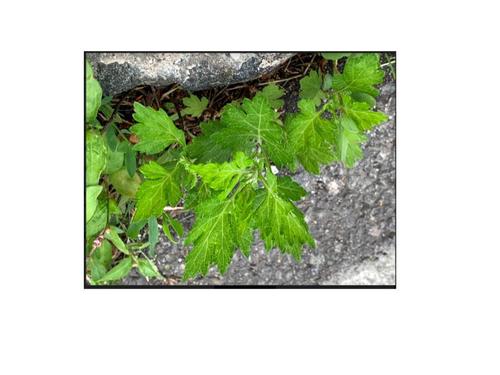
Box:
86;53;293;95
122;80;396;286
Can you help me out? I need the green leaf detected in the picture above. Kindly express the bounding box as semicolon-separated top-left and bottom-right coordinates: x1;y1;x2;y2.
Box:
117;140;132;153
127;241;150;251
130;102;185;154
183;180;214;209
89;239;113;280
322;73;333;90
127;219;147;239
332;53;384;97
256;84;285;109
85;60;93;81
220;95;294;167
133;162;182;221
163;102;175;111
86;198;108;239
104;226;129;254
105;125;120;151
109;168;141;198
85;61;102;124
188;95;293;166
186;120;235;163
183;191;254;280
232;186;256;257
286;99;337;174
177;160;197;190
108;199;122;217
162;213;183;243
255;173;314;260
94;240;113;268
104;151;124;174
350;92;376;108
99;96;114;119
88;257;107;281
299;70;325;106
170;218;183;238
188;152;254;200
156;147;183;164
341;94;388;131
97;257;133;283
137;258;163;279
162;215;177;243
115;141;137;177
183;199;234;279
86;186;103;222
148;216;159;257
335;116;367;168
277;176;307;201
125;149;137;177
181;94;209;117
322;52;351;61
156;149;197;190
86;131;107;186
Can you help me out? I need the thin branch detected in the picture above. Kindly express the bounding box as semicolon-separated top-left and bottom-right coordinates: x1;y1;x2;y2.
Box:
303;54;316;76
163;206;185;212
380;60;396;68
226;83;250;92
256;74;303;87
209;86;228;108
160;84;180;101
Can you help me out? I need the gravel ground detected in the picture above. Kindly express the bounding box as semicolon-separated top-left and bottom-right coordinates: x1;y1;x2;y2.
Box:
122;79;396;286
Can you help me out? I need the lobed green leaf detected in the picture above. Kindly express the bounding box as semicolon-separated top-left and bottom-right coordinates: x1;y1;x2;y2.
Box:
181;94;209;117
334;116;367;168
183;188;255;279
220;95;294;167
133;162;182;221
341;94;388;131
187;120;235;163
286;99;336;174
277;176;307;201
131;102;185;154
332;53;384;97
188;151;254;200
255;83;285;109
255;173;315;260
299;70;325;106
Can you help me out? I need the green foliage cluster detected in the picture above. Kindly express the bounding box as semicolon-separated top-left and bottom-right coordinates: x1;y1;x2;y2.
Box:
85;53;388;284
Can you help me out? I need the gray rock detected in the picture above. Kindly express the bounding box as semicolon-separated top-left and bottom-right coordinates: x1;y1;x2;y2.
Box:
86;53;293;95
121;79;396;287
